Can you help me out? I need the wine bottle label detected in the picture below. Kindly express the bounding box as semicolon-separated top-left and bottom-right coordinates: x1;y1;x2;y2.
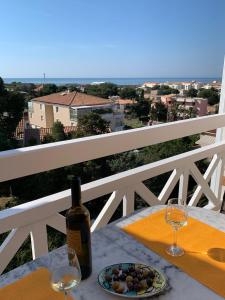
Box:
67;230;82;255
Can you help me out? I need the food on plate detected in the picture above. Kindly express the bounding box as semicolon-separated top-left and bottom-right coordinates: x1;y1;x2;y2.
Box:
126;275;133;282
112;281;120;290
105;264;156;295
105;274;112;282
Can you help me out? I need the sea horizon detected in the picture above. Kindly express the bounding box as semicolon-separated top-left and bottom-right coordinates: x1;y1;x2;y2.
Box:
3;77;221;85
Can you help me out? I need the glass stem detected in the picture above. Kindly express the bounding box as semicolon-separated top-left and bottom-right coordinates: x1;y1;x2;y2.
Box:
173;228;178;248
64;291;68;300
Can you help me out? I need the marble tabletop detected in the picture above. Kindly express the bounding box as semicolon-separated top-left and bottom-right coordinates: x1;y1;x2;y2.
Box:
1;205;225;300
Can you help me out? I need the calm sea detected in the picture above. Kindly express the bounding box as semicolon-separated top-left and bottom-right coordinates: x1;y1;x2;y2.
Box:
3;77;221;85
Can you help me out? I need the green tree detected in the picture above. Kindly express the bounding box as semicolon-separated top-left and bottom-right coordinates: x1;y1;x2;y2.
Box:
158;87;179;95
0;77;7;95
42;133;55;144
198;88;219;105
150;102;167;122
167;102;197;121
129;100;150;120
108;151;144;173
52;121;66;141
168;103;179;121
85;83;118;99
66;84;79;92
151;85;160;90
40;84;58;96
0;132;12;151
142;135;199;164
8;82;36;95
186;88;198;97
135;89;144;101
0;78;25;150
77;112;110;136
119;87;136;99
187;106;197;118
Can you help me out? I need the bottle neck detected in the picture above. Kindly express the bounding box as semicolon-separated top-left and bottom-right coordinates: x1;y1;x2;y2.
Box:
71;177;81;207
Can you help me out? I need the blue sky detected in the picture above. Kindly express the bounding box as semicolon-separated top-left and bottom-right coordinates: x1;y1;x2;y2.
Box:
0;0;225;78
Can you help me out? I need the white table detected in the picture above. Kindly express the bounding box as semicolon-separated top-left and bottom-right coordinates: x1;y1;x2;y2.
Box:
1;206;225;300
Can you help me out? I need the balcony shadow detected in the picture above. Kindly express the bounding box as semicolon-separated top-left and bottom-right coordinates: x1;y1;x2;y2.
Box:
207;248;225;263
183;248;225;263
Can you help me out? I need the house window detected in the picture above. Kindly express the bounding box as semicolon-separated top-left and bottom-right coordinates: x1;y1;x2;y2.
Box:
40;104;43;110
70;108;77;121
56;106;59;112
30;113;32;118
41;115;44;121
28;101;33;112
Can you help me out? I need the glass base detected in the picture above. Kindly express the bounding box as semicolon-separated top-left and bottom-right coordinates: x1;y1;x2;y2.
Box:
166;245;184;257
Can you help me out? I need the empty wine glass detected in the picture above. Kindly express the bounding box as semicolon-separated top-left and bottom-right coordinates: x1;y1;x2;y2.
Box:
50;247;81;299
165;198;188;256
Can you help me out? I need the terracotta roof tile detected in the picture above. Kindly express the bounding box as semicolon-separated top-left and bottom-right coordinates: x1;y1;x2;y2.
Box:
32;91;112;107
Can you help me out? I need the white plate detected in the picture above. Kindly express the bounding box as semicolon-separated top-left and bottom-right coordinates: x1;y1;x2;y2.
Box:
98;263;167;298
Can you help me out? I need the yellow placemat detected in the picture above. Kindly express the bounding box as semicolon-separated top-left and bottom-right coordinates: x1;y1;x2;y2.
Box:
123;209;225;298
0;267;73;300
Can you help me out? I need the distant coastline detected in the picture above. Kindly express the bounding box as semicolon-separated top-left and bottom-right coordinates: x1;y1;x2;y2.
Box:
3;77;221;85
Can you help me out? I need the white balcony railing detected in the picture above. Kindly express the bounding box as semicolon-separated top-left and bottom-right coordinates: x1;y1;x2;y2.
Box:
1;112;225;274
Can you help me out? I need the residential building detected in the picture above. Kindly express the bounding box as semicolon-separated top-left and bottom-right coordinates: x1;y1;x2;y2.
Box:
28;91;124;131
211;81;222;90
182;82;192;90
141;82;159;89
192;82;203;90
174;96;208;117
164;82;183;90
150;89;159;97
160;94;177;106
115;98;135;108
160;94;208;117
202;81;221;91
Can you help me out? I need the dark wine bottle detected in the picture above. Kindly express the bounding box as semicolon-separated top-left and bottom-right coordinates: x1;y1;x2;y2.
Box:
66;176;92;280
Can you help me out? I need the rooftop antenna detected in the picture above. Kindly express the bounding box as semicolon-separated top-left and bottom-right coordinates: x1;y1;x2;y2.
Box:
43;73;46;85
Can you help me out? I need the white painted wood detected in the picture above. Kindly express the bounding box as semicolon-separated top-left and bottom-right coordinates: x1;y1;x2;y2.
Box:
211;58;225;195
178;169;189;205
190;163;219;209
91;191;124;232
123;190;135;217
188;154;220;207
1;113;225;182
47;213;66;234
158;169;181;203
30;221;48;259
2;141;225;234
203;202;216;210
135;183;160;206
211;155;225;203
215;155;225;206
0;227;29;274
0;190;71;234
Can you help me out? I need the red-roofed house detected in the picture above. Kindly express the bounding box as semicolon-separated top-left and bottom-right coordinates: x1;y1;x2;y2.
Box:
28;91;124;131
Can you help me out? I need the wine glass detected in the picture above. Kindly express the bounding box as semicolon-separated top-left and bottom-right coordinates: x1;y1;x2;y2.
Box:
165;198;188;256
50;248;81;299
